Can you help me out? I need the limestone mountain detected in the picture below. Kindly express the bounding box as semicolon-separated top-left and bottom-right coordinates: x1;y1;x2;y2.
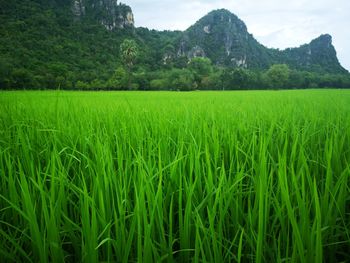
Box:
174;9;267;68
277;34;345;73
171;9;347;73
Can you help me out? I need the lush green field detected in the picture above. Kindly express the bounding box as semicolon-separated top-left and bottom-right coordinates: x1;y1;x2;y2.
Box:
0;90;349;262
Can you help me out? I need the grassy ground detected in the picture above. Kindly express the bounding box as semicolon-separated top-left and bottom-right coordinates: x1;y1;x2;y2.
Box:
0;90;349;262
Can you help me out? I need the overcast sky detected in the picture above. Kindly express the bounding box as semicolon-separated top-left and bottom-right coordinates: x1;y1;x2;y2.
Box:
123;0;349;71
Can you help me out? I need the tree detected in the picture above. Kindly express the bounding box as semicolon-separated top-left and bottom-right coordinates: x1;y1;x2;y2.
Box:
11;68;34;89
150;79;168;90
188;57;213;89
0;58;12;89
288;70;304;89
231;68;250;90
107;66;128;89
201;72;222;90
265;64;290;89
134;71;150;90
168;68;196;91
75;80;90;90
221;68;232;90
120;39;138;89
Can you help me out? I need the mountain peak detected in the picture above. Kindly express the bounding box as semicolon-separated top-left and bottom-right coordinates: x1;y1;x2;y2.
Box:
311;34;332;47
195;9;247;32
208;8;236;16
72;0;134;30
177;9;253;67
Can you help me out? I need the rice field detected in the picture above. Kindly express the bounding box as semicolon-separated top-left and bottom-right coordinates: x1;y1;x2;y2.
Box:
0;90;349;262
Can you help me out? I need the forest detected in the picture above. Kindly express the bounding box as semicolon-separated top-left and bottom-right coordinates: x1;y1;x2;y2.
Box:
1;0;349;90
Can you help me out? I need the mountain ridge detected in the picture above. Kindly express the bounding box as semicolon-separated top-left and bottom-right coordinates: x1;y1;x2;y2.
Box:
0;0;349;90
168;9;347;73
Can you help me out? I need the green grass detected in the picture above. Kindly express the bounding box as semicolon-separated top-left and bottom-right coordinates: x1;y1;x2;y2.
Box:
0;90;349;262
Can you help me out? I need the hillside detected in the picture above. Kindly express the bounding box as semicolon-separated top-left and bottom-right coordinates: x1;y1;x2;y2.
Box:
0;0;349;90
0;0;180;89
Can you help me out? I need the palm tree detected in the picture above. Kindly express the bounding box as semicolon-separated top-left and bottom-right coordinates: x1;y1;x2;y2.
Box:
120;39;138;89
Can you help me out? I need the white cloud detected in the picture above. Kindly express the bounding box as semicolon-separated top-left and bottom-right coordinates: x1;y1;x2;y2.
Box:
124;0;350;71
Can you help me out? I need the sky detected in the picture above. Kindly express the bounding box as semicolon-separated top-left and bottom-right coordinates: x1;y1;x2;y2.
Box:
123;0;350;71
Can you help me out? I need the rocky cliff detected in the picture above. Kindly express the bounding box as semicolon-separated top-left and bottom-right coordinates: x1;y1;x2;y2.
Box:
72;0;134;30
175;9;260;68
277;34;344;73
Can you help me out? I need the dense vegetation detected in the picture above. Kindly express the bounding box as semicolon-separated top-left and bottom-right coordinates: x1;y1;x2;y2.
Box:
0;0;180;90
0;90;350;262
0;0;349;90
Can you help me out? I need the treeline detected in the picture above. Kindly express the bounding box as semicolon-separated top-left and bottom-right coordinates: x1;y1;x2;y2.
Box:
1;57;350;90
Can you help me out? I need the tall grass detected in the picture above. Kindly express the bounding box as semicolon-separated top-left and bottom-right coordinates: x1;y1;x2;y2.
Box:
0;90;349;262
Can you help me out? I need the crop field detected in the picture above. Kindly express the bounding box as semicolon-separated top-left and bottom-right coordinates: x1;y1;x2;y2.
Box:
0;90;349;262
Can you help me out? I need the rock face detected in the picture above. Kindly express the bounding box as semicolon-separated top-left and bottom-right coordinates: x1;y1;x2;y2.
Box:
72;0;85;17
175;9;263;68
275;34;345;73
72;0;134;30
172;9;346;73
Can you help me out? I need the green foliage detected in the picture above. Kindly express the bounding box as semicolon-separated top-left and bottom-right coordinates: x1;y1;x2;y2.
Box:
133;71;150;90
90;78;106;90
0;58;13;89
188;57;213;75
120;39;138;89
107;66;128;90
219;68;262;90
188;57;213;88
200;71;223;90
168;68;196;91
120;39;138;70
265;64;290;89
11;68;35;89
150;78;167;90
75;80;90;89
147;68;197;91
